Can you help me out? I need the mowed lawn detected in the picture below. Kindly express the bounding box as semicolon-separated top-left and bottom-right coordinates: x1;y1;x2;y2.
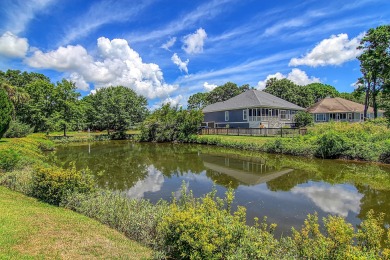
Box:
198;134;277;146
0;186;151;259
47;130;140;138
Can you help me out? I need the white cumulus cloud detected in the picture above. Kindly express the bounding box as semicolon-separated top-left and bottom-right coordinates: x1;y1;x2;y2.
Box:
25;37;177;99
0;31;29;58
125;165;164;199
257;69;320;89
171;53;189;73
161;37;176;51
203;82;218;92
289;33;363;67
182;28;207;54
161;94;184;107
291;183;363;217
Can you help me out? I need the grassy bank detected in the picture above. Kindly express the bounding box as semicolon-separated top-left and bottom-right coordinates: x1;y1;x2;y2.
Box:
0;186;151;259
193;120;390;163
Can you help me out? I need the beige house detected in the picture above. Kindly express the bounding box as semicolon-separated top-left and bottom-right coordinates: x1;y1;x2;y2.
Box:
307;97;384;123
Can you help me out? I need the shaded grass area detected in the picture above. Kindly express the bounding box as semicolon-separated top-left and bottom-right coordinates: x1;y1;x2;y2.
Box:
0;186;151;259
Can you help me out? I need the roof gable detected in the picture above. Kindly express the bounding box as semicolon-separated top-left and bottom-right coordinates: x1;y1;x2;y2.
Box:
202;89;304;113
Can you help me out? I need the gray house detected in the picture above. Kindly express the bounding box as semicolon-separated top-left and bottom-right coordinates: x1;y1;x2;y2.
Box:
307;97;384;123
202;89;305;128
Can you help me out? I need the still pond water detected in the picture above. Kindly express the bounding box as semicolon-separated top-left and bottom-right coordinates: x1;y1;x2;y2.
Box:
53;141;390;237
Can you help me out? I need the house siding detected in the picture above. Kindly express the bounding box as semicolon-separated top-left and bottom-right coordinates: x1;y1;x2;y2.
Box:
204;109;246;123
203;108;300;128
204;109;248;128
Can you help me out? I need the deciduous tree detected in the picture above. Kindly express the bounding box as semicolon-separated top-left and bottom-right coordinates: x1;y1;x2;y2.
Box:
357;25;390;119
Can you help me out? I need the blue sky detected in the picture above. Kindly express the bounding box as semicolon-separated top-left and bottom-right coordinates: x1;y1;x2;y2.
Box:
0;0;389;108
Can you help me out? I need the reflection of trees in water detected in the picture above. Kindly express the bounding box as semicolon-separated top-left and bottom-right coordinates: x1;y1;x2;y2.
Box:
53;142;206;190
139;143;205;177
356;184;390;227
266;171;312;191
53;142;149;190
205;170;240;189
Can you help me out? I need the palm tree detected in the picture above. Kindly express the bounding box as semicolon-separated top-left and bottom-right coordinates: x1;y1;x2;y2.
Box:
0;81;30;120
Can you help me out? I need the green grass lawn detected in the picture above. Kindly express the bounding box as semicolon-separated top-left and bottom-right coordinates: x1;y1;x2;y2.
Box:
47;130;140;138
198;134;277;146
0;186;151;259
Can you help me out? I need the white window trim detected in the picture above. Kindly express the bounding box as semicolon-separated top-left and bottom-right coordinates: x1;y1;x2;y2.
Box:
225;111;229;121
243;109;247;121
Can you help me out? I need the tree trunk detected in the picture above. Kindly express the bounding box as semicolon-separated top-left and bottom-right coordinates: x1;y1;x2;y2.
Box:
364;81;370;121
63;124;66;137
372;78;378;118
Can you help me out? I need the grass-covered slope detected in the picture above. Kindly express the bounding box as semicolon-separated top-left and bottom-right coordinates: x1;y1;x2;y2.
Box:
0;186;151;259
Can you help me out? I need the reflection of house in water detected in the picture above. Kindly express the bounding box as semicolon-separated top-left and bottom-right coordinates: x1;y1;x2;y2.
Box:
200;154;292;185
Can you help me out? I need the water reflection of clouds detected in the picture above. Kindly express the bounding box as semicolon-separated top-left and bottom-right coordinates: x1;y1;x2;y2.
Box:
291;183;363;217
125;165;164;199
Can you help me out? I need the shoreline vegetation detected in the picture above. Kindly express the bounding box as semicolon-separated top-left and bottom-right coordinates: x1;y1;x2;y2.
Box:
191;119;390;164
1;130;390;258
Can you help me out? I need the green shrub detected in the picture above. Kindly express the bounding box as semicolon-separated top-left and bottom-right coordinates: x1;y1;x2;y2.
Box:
157;186;278;259
294;111;314;127
31;164;96;205
316;131;349;158
0;149;21;172
4;120;33;138
140;104;203;142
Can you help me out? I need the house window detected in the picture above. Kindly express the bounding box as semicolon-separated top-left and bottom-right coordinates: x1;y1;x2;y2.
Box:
340;113;347;120
243;109;247;120
360;113;364;121
280;110;290;120
316;114;326;122
348;113;352;121
262;108;268;116
225;111;229;121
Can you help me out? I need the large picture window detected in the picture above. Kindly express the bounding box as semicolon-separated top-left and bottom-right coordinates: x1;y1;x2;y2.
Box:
316;114;326;122
225;111;229;121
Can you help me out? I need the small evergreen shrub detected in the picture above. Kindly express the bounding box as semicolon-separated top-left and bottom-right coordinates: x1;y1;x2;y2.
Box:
4;120;33;138
31;164;96;205
0;149;21;172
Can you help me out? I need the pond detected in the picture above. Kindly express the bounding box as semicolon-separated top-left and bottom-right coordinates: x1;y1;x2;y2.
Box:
52;141;390;237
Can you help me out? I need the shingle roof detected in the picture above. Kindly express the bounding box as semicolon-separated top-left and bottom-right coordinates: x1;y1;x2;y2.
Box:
307;97;383;113
202;89;304;113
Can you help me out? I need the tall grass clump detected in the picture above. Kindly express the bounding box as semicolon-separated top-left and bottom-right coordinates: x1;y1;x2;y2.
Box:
63;191;168;249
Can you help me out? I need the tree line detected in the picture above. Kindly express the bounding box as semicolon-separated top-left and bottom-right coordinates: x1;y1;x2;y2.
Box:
0;70;148;137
